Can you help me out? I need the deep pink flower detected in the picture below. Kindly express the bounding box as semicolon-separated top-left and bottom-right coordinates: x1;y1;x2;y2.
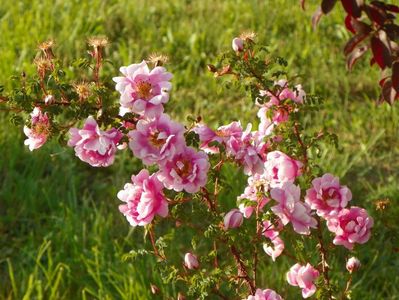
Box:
305;173;352;217
326;206;373;250
287;263;319;298
118;169;168;226
238;175;269;218
264;151;302;187
270;183;317;235
346;257;361;273
68;116;122;167
184;252;199;270
128;114;185;165
157;147;210;193
232;37;244;52
23;107;50;151
113;61;172;117
223;209;243;230
246;288;283;300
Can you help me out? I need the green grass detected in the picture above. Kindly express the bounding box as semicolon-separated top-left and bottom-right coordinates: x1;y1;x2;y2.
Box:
1;0;398;299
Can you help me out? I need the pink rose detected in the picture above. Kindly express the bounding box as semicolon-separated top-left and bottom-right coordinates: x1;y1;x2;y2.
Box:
118;169;168;226
287;263;319;298
23;107;50;151
232;37;244;52
264;151;302;187
68;116;122;167
157;147;210;193
128;114;185;165
113;61;172;117
346;257;361;273
246;288;283;300
305;173;352;217
270;183;317;235
223;209;243;230
184;252;199;270
326;206;373;250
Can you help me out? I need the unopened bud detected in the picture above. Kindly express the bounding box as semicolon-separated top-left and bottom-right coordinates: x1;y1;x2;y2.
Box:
184;252;199;270
232;37;244;52
177;292;186;300
150;283;160;295
346;257;361;273
223;209;243;230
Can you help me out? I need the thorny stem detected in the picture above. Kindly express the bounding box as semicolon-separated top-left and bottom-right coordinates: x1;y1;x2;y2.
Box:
342;274;353;299
230;245;256;295
293;121;309;173
148;225;166;261
317;217;333;299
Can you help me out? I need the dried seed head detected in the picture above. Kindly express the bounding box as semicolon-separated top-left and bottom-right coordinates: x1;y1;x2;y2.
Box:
239;30;256;42
38;40;55;59
88;36;109;48
33;57;52;77
147;52;169;67
374;198;390;211
73;82;91;101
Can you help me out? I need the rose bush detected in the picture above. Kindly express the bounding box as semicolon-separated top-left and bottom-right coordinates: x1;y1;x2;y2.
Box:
0;34;375;299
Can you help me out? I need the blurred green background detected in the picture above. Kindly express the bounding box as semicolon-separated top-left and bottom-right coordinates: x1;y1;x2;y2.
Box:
0;0;398;299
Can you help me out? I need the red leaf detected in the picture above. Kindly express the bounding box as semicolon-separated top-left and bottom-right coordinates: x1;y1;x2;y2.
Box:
351;19;372;34
341;0;362;18
391;61;399;92
312;7;323;29
343;32;369;55
300;0;306;10
346;45;369;70
371;36;392;69
345;15;356;33
370;57;376;66
381;79;397;104
386;4;399;13
321;0;337;14
366;4;387;26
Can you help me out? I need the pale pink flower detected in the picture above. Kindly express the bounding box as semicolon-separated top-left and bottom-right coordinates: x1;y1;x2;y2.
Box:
346;257;361;273
232;37;244;52
184;252;199;270
263;236;284;261
192;121;243;154
238;175;269;218
270;183;317;235
68;116;122;167
305;173;352;218
24;107;50;151
128;114;185;165
223;209;243;230
226;124;265;175
264;151;302;187
286;263;319;298
157;147;210;193
246;288;283;300
113;61;172;117
326;206;373;250
262;220;284;261
118;169;168;226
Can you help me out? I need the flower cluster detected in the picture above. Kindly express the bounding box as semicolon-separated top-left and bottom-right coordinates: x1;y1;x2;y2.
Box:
112;61;210;226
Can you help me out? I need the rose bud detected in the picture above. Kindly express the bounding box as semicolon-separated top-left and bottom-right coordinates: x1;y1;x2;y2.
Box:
223;209;243;230
232;37;244;52
150;283;160;295
177;292;186;300
346;257;361;273
184;252;199;270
